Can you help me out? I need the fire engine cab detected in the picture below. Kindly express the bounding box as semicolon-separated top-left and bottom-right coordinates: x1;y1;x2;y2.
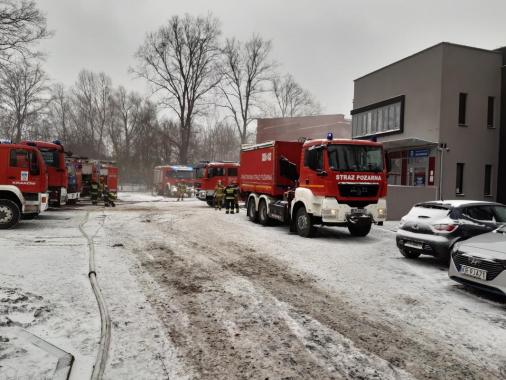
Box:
0;141;48;228
194;161;239;206
21;140;68;207
241;135;387;237
153;165;194;197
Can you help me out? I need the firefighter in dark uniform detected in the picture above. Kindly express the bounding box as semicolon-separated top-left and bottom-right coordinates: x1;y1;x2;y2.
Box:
103;185;116;207
224;183;239;214
233;183;240;213
90;180;99;205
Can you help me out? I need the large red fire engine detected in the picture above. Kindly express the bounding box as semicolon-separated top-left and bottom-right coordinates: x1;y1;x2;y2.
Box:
0;141;49;228
240;135;387;237
194;161;239;206
21;140;68;206
153;165;194;197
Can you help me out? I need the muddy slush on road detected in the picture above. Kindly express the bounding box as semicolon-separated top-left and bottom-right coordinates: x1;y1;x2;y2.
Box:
99;195;506;380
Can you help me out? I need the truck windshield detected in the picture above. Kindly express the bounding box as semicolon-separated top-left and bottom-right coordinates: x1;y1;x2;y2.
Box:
194;167;205;179
39;148;59;168
328;144;383;172
167;170;193;179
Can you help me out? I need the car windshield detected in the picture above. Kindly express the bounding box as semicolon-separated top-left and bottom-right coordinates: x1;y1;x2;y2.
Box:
328;144;383;172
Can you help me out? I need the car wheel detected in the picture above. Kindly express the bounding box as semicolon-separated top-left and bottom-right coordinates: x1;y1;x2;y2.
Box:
295;207;314;238
258;200;270;226
348;222;372;237
0;199;21;229
206;199;214;207
247;198;258;223
399;248;421;259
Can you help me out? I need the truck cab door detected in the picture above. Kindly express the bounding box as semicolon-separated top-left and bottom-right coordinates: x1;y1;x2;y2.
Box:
6;148;32;192
301;146;326;196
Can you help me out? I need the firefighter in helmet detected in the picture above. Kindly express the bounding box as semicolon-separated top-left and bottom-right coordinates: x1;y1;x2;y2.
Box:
214;180;225;210
224;182;239;214
90;180;99;205
176;182;187;201
103;184;116;207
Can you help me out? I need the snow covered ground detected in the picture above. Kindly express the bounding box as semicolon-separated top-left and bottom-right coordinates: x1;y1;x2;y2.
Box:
1;192;506;379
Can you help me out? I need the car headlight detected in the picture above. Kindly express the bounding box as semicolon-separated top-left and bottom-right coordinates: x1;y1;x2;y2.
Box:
399;218;406;228
377;207;386;218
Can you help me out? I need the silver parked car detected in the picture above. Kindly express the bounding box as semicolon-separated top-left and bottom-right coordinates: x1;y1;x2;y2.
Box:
449;226;506;296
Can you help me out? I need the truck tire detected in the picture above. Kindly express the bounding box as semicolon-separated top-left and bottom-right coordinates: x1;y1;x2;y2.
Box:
348;222;372;237
247;198;258;223
258;200;270;226
295;207;314;238
0;199;21;229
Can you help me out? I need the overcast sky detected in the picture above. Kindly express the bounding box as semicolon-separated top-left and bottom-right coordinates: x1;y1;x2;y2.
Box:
37;0;506;117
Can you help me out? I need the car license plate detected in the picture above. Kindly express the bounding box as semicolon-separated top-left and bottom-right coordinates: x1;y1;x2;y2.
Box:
460;265;487;281
404;241;423;249
351;208;366;214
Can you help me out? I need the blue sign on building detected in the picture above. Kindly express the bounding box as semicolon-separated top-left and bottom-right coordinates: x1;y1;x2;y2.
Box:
408;148;429;158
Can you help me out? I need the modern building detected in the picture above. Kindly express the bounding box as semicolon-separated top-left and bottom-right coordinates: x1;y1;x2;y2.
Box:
256;114;351;143
351;42;505;220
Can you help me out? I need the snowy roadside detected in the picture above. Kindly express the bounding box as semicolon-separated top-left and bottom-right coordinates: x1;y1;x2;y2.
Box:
0;210;98;379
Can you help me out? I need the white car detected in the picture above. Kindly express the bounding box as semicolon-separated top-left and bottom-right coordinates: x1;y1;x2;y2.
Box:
449;225;506;296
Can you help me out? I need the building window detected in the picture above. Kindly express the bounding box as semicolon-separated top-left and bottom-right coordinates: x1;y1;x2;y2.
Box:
484;164;492;196
458;93;467;126
351;95;404;139
487;97;495;128
456;163;465;195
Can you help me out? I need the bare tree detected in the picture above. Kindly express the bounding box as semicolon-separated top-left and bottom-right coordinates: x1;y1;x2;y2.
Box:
71;70;114;158
0;58;48;142
271;74;321;118
0;0;50;65
133;13;222;163
219;35;274;144
48;83;72;142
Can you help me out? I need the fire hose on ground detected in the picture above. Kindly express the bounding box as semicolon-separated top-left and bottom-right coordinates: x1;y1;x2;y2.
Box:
79;211;111;380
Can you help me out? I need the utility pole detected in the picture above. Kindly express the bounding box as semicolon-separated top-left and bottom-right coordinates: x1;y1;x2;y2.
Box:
437;143;449;201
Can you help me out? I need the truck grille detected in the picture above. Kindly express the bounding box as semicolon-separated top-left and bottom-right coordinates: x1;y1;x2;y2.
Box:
453;252;504;281
339;184;379;198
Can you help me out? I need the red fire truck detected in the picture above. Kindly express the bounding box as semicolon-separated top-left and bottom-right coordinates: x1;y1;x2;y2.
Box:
153;165;194;197
241;136;387;237
65;157;83;204
0;141;49;228
194;161;240;206
21;140;68;206
81;159;100;197
101;164;119;196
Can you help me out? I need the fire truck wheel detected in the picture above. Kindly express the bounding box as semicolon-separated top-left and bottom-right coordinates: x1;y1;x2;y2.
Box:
258;200;270;226
247;198;258;223
0;199;21;229
295;207;314;238
348;222;372;237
